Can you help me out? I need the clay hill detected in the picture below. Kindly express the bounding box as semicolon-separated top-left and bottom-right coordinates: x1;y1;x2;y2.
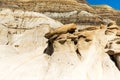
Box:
0;0;102;25
0;0;120;25
0;0;120;26
0;0;119;80
92;5;120;25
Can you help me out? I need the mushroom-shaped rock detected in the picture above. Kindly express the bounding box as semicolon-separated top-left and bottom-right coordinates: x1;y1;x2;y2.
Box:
45;23;77;39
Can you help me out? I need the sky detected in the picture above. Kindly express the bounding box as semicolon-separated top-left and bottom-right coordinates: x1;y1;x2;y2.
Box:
87;0;120;10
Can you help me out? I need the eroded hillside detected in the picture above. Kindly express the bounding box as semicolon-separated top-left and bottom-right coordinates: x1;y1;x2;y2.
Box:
0;0;120;80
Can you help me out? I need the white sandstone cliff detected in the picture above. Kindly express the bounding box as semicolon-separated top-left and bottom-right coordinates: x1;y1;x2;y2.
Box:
0;8;119;80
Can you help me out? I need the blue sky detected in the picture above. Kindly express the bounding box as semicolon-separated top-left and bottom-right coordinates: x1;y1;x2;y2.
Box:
87;0;120;10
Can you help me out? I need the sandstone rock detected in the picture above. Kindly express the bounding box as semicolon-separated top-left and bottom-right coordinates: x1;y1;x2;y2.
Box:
0;8;62;53
45;23;76;39
105;25;120;55
0;8;63;80
46;22;120;73
0;1;120;80
44;24;120;80
102;24;120;70
0;11;119;79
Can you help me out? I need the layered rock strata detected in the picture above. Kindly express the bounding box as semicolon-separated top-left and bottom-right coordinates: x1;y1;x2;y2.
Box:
0;0;92;12
0;0;120;26
0;0;104;25
76;0;87;4
92;5;120;25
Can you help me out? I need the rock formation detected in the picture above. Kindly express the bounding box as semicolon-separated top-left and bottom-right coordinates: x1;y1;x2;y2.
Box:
0;8;63;80
0;0;120;80
104;23;120;70
44;23;120;80
0;8;63;53
45;23;76;39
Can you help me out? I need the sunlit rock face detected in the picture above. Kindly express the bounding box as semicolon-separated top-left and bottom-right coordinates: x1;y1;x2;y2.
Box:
0;8;62;53
44;23;120;80
0;8;119;80
0;8;63;80
0;0;120;80
92;5;120;25
104;23;120;70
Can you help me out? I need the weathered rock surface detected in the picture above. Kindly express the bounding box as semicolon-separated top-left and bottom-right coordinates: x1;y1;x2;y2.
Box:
104;23;120;70
44;23;120;80
0;9;120;80
92;5;120;25
45;23;76;39
0;8;62;53
0;0;120;80
0;8;63;80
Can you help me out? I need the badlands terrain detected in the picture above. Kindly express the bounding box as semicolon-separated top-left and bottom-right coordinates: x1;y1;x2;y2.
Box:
0;0;120;80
